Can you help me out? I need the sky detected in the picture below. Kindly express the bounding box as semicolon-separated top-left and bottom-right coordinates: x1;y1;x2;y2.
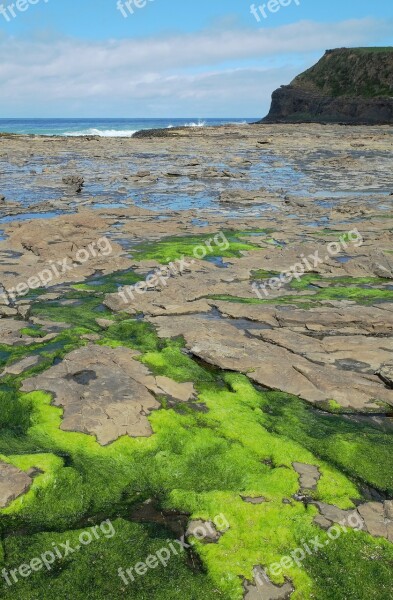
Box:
0;0;392;118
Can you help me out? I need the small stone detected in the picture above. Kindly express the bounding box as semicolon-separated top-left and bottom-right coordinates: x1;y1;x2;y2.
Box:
95;318;114;329
1;355;41;377
62;175;84;193
0;462;33;508
384;500;393;520
186;520;220;543
0;306;18;317
244;566;293;600
155;376;195;402
293;462;320;490
376;363;393;387
241;496;266;504
313;515;332;530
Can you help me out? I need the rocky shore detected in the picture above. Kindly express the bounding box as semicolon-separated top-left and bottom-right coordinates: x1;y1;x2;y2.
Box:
0;123;392;599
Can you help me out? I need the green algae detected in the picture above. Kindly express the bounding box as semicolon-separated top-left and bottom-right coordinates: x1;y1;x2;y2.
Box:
213;273;393;306
31;296;114;331
72;269;143;294
289;274;390;291
1;248;392;599
258;391;393;495
208;293;313;307
130;230;264;264
304;530;393;600
19;325;45;338
1;360;392;599
1;519;223;600
0;328;88;388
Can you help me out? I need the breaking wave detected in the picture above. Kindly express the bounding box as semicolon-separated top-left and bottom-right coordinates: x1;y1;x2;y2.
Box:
63;128;137;137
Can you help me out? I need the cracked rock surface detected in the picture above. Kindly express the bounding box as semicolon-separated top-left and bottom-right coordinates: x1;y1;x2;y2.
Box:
0;462;34;509
21;345;195;445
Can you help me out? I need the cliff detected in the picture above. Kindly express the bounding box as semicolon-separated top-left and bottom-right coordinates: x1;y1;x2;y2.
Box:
260;47;393;124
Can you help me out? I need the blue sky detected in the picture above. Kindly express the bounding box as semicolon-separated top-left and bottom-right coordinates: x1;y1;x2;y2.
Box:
0;0;391;117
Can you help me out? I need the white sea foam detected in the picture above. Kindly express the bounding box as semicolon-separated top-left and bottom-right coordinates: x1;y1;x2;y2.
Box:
184;120;206;128
63;128;137;137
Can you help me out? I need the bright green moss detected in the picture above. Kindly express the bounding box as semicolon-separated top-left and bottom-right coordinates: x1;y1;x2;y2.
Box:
258;391;393;495
0;368;372;598
101;319;163;353
211;278;392;306
0;355;390;599
72;269;143;294
31;296;114;331
0;519;223;600
19;325;45;338
303;530;393;600
1;242;392;599
131;231;263;264
0;328;88;389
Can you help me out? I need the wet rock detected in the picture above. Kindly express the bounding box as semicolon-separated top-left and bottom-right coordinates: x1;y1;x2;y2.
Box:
357;502;393;542
384;500;393;520
219;189;281;205
241;496;267;504
244;566;293;600
315;502;363;527
315;500;393;542
186;520;221;543
95;318;114;329
1;354;41;376
1;212;131;291
81;333;101;341
155;376;195;402
292;462;320;490
254;330;392;374
0;319;35;345
0;462;33;508
21;345;161;445
17;303;31;320
377;363;393;388
21;345;196;445
0;306;18;317
62;175;84;193
165;171;183;177
313;515;332;530
149;316;393;411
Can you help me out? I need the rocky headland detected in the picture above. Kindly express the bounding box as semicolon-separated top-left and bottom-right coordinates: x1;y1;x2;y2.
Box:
260;47;393;124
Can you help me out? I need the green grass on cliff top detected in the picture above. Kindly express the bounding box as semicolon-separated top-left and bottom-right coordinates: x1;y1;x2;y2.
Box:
293;47;393;98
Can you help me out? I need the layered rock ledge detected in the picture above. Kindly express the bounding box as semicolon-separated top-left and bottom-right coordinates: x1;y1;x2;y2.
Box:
260;47;393;125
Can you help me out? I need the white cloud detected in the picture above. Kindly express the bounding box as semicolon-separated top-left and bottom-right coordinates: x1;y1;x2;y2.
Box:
0;18;390;116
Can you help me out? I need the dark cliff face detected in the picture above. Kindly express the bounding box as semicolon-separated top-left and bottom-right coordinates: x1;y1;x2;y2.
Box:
260;48;393;125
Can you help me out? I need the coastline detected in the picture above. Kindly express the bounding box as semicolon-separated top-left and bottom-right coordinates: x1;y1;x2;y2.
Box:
0;122;392;599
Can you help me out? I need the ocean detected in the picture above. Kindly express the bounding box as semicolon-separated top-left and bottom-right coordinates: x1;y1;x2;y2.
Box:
0;118;255;137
